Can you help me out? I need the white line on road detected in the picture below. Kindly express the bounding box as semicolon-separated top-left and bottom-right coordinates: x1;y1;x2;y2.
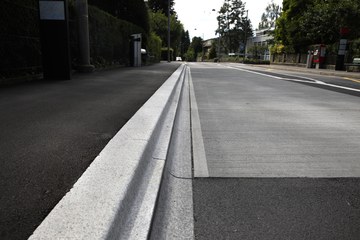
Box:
225;65;360;93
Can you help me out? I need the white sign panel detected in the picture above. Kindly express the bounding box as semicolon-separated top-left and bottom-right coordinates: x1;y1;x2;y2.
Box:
340;39;347;45
39;1;65;20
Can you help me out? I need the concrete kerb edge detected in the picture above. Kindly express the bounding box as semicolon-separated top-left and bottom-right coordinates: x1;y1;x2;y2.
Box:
29;64;187;240
149;65;195;240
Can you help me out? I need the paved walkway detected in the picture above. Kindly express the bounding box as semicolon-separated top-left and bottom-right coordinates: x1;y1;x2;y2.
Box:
255;63;360;79
0;62;181;240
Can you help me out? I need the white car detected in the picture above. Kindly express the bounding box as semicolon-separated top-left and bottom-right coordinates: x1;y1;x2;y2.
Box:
176;57;182;61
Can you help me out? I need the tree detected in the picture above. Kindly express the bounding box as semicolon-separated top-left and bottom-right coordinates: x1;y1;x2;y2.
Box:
208;42;217;59
147;0;175;16
88;0;149;33
216;0;252;53
247;45;269;59
299;0;360;43
185;37;203;61
180;30;191;58
274;0;360;52
149;11;184;57
258;0;281;30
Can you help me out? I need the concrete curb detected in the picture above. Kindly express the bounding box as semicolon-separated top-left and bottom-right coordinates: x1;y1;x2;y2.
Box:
149;66;194;240
29;64;187;240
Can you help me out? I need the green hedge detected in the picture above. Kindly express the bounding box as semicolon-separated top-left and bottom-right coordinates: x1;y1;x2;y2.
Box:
87;6;146;67
147;32;162;63
0;0;41;79
161;48;174;61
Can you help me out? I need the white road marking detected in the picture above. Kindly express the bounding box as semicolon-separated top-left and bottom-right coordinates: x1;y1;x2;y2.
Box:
225;65;360;93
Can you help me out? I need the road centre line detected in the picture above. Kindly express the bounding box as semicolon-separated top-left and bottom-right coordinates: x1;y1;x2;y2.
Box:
225;65;360;93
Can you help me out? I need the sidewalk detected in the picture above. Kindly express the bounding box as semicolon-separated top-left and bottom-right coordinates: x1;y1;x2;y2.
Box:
0;62;182;240
254;63;360;79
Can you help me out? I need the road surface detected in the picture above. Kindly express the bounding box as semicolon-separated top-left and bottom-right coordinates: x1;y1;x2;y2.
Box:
189;62;360;240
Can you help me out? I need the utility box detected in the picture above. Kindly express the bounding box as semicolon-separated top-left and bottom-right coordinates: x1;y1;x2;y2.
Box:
313;44;326;69
39;0;71;80
336;39;348;70
306;50;314;68
130;34;142;67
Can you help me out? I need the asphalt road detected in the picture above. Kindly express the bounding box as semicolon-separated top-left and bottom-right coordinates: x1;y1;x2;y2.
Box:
189;62;360;239
0;62;181;240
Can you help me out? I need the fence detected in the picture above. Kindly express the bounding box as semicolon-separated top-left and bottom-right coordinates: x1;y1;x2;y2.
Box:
271;53;339;69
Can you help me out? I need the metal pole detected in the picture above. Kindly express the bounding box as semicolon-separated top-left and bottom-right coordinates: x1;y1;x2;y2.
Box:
217;27;221;60
167;0;171;62
243;10;248;64
76;0;94;72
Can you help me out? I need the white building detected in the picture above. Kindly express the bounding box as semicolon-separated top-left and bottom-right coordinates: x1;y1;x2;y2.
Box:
246;28;274;60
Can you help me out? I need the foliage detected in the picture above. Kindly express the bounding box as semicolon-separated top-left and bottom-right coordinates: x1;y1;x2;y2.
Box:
270;43;285;54
0;0;41;79
180;30;191;58
209;42;217;59
184;48;196;62
87;6;146;67
275;0;360;52
147;0;175;16
147;32;162;63
244;59;270;64
247;45;269;58
190;37;204;56
149;11;183;58
161;48;173;61
349;39;360;58
216;0;253;53
88;0;149;34
184;37;203;61
258;0;281;30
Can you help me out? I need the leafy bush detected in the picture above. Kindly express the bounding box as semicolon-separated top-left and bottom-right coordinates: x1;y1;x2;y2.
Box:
0;0;41;79
161;48;173;61
87;6;146;67
244;59;270;65
147;32;162;63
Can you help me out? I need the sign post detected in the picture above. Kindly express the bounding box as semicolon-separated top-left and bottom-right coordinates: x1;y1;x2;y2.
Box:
39;0;71;80
335;27;349;71
130;34;142;67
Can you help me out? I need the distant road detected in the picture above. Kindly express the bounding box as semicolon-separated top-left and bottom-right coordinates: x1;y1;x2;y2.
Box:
189;62;360;240
0;62;180;240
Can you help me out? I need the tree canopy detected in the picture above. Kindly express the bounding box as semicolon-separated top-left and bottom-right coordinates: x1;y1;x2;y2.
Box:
216;0;252;53
185;36;203;61
149;10;184;57
180;30;191;58
88;0;149;33
275;0;360;52
258;0;281;30
147;0;175;16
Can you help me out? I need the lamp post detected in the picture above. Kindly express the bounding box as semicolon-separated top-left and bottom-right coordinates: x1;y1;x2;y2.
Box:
212;9;221;61
167;0;171;62
243;10;248;64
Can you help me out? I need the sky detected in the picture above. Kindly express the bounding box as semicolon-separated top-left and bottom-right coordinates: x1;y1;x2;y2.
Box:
174;0;283;40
